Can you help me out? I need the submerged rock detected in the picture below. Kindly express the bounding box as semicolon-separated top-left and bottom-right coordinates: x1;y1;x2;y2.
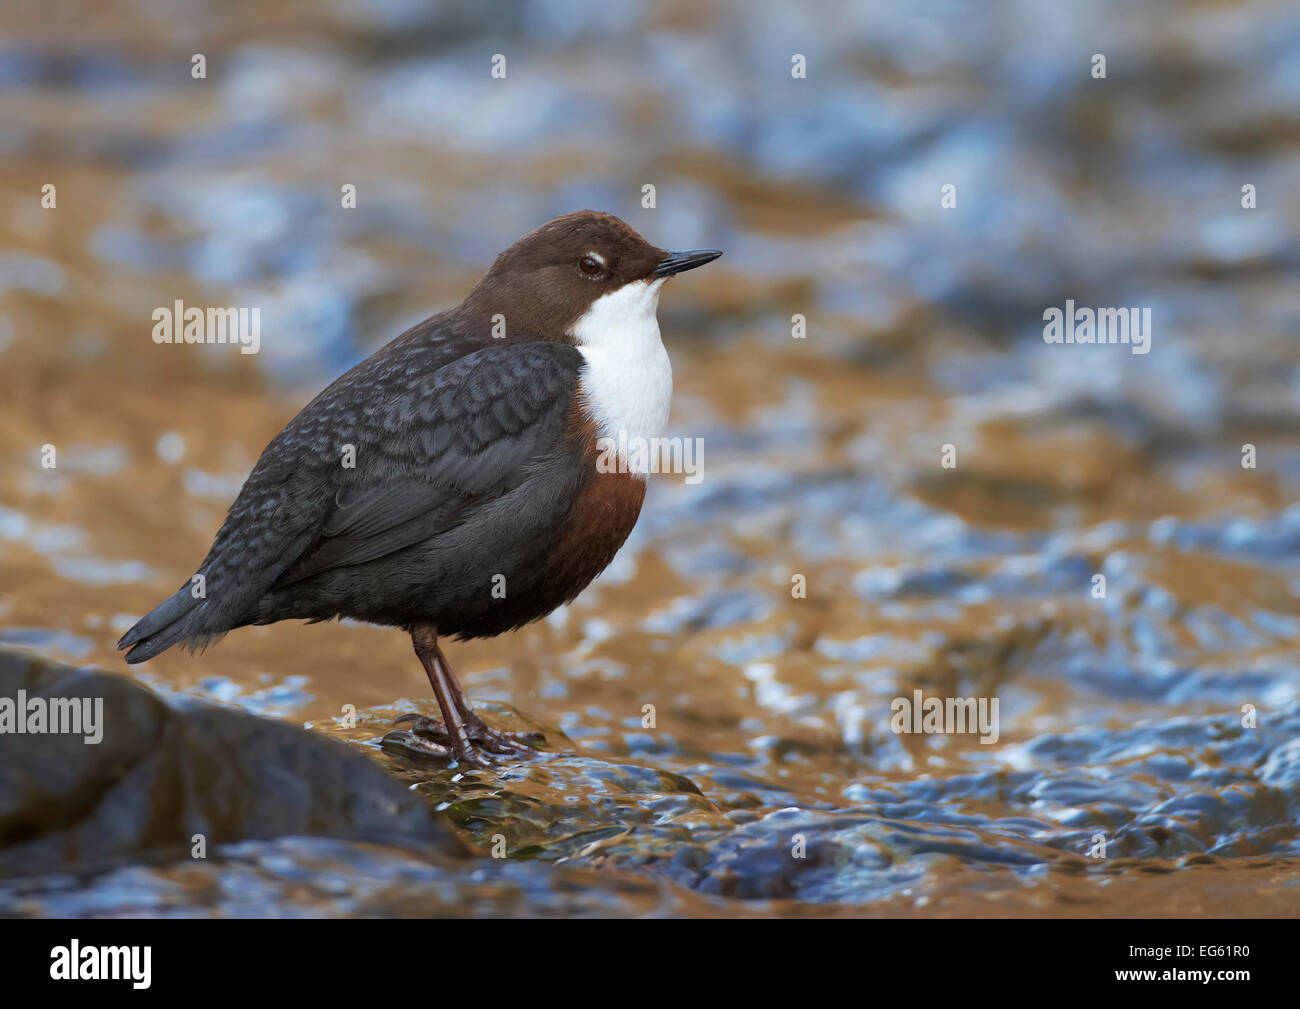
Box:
0;651;743;917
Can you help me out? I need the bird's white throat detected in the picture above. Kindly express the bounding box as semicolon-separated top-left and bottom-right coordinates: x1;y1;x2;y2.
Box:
571;278;672;472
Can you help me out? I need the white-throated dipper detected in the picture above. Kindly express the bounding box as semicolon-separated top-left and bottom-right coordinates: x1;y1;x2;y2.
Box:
118;211;721;766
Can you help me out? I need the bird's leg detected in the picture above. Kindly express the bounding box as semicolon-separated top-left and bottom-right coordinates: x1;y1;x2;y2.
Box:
382;623;542;765
420;627;486;764
433;640;543;755
380;624;454;759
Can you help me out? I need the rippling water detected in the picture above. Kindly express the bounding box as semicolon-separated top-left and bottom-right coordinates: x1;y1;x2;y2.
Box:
0;0;1298;915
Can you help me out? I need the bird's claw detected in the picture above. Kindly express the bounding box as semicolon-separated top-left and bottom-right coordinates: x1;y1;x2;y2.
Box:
383;712;545;766
380;727;452;759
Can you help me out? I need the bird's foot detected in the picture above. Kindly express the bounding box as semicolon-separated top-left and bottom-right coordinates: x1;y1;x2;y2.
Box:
382;713;544;767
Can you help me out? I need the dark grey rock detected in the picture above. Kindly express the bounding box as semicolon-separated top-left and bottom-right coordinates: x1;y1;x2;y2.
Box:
0;648;467;880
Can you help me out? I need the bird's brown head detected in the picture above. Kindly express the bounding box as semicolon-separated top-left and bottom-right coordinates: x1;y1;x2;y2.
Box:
461;210;721;341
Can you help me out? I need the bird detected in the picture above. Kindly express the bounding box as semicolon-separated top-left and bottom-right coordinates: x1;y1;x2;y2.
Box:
117;210;722;767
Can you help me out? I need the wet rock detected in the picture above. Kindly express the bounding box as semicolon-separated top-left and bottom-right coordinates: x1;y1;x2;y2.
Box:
0;648;467;880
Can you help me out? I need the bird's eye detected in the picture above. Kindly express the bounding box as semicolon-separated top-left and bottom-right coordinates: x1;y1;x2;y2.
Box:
579;255;602;276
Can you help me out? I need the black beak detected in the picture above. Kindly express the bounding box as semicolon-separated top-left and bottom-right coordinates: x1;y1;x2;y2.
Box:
655;249;723;278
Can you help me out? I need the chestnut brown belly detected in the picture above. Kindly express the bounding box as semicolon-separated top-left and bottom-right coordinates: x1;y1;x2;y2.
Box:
542;468;646;605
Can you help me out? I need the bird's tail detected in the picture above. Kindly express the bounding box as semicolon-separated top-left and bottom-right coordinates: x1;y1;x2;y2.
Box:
116;583;209;663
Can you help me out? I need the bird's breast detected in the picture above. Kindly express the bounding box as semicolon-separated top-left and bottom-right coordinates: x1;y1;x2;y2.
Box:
571;278;673;474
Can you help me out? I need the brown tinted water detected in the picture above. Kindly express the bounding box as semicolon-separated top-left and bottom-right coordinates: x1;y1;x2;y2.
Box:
0;0;1298;915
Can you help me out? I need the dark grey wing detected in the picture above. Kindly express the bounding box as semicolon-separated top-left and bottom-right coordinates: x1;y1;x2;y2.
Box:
119;339;584;661
269;482;469;586
273;338;584;586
